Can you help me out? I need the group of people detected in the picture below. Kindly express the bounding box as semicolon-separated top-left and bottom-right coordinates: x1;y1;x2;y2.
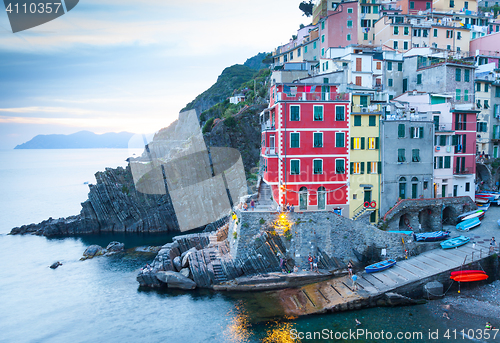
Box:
277;203;295;213
307;254;320;272
242;199;255;211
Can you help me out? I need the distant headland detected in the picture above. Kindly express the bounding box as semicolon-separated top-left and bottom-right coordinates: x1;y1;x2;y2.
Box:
14;131;135;149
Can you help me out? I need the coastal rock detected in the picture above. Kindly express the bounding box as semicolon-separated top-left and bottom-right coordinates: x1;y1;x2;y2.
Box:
156;271;197;290
82;245;106;259
106;241;125;252
137;271;162;288
173;256;182;272
179;268;192;279
50;261;62;269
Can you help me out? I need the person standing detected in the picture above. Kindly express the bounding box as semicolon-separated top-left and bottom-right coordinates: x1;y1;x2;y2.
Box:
352;274;358;291
313;255;319;272
347;261;353;277
250;199;255;211
308;254;313;271
490;237;496;254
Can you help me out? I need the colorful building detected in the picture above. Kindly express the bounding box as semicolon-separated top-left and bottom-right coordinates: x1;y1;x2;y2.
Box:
260;83;351;214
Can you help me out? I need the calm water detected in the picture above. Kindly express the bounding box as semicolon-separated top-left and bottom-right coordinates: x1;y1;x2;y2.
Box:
0;149;462;342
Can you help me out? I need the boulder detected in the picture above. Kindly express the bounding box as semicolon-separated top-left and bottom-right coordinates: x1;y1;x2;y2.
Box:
83;245;106;258
156;271;197;289
181;247;197;262
424;281;444;300
50;261;62;269
173;256;182;272
179;267;192;279
106;241;124;252
182;249;197;268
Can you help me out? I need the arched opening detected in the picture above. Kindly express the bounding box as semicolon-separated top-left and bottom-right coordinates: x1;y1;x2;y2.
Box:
399;214;410;230
399;177;407;199
317;186;326;210
299;187;308;211
418;208;432;230
442;206;455;225
476;163;492;190
411;177;419;199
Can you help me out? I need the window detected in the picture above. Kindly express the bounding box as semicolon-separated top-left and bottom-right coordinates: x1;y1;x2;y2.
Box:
399;177;406;199
352;137;361;149
404;41;408;50
450;0;454;7
433;28;438;37
411;126;424;138
398;62;402;71
297;48;301;57
477;122;488;132
321;34;325;43
404;26;409;35
304;45;308;53
369;116;376;126
347;8;353;13
387;61;393;71
373;6;378;14
464;69;470;82
313;159;323;174
335;159;345;174
313;106;323;121
398;149;406;162
347;34;351;41
354;115;361;126
426;2;431;9
496;86;500;97
321;21;325;30
368;137;379;149
313;132;323;148
351;162;363;174
393;41;398;50
439;135;447;146
457;32;462;40
476;83;481;92
398;124;405;138
485;84;489;92
284;54;288;62
464;90;468;101
290;105;300;121
410;1;415;9
464;1;468;8
321;48;324;56
446;30;453;39
290;132;300;148
336;106;345;121
485;100;489;109
313;41;316;49
444;156;451;168
376;62;381;70
347;20;353;28
477;100;482;108
423;29;428;37
417;74;422;85
456;89;461;101
290;160;300;175
465;182;470;192
335;132;345;147
412;149;420;162
394;26;399;35
455;68;461;82
361;5;371;13
290;51;293;60
364;33;368;40
388;78;393;87
368;162;379;174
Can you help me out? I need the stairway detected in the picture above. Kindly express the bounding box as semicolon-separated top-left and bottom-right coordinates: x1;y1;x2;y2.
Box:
212;262;228;283
256;181;276;211
352;207;375;220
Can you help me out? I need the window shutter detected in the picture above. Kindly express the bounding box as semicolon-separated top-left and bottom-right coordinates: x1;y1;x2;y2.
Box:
367;161;372;174
350;162;353;174
461;156;465;171
462;134;466;153
360;162;364;174
452;135;458;145
410;126;414;138
378;161;382;174
419;127;424;138
375;137;379;149
455;113;459;130
434;157;437;169
351;137;354;148
361;137;365;149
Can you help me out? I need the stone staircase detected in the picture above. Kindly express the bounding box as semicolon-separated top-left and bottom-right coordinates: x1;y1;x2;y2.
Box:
256;180;276;211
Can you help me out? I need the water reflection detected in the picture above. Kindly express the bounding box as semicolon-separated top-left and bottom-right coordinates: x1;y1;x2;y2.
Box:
223;301;252;343
262;320;298;343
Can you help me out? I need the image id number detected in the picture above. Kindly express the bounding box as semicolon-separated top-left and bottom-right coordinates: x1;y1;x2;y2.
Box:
6;3;62;14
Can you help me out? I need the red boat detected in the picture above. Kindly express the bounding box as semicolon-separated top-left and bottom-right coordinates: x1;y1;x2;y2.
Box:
451;272;488;282
451;270;485;276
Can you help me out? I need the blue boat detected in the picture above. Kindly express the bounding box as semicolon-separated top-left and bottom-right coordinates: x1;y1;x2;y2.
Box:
477;203;490;211
440;236;470;249
365;259;396;273
456;217;481;231
414;231;450;242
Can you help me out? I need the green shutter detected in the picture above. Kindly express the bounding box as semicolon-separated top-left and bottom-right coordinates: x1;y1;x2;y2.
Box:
360;162;365;174
461;156;465;171
419;127;424;138
462;134;466;153
367;161;372;174
444;156;451;168
439;135;446;146
398;124;405;137
375;137;379;149
378;161;382;174
350;162;353;174
361;137;365;149
452;135;458;145
455;113;459;130
351;137;354;148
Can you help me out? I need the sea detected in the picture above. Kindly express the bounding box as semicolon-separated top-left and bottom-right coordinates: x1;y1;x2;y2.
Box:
0;149;473;343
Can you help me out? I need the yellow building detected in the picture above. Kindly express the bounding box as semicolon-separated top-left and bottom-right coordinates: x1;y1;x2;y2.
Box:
349;93;382;223
432;0;477;13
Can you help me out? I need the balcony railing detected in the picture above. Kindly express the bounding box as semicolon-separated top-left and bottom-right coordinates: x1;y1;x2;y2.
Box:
261;120;275;131
436;123;452;131
352;104;382;113
263;147;277;156
277;92;349;102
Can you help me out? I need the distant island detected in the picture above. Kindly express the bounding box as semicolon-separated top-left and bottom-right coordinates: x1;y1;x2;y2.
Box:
15;131;135;149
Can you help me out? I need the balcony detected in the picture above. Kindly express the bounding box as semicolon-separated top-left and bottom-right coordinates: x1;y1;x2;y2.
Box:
436;123;452;131
352;104;382;113
261;120;275;131
263;147;277;156
277;92;349;102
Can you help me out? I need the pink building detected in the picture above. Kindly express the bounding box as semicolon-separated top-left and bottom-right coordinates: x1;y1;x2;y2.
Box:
318;1;358;58
470;32;500;68
397;0;432;14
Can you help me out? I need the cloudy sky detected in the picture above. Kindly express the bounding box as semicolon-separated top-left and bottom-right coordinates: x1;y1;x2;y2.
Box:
0;0;307;149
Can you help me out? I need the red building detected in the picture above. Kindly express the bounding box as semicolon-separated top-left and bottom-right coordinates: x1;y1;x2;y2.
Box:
397;0;432;14
260;83;351;214
452;109;477;178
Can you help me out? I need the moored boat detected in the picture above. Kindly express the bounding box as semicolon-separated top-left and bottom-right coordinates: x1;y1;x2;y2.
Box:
451;270;486;276
456;217;481;231
475;197;489;204
365;259;396;273
414;231;450;242
457;210;484;221
440;236;470;249
460;211;485;221
451;273;488;282
476;203;490;211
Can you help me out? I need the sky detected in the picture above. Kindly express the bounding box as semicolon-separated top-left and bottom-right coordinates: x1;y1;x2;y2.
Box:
0;0;307;149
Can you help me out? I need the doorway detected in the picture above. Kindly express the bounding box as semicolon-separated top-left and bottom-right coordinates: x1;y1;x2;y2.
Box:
299;187;308;210
317;186;326;210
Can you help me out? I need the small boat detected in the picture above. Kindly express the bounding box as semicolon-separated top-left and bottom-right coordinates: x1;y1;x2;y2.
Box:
414;231;450;242
441;236;470;249
451;270;486;276
477;203;490;211
476;193;499;200
451;273;488;282
460;211;484;221
457;210;483;221
365;259;396;273
456;217;481;231
475;197;489;204
387;230;413;235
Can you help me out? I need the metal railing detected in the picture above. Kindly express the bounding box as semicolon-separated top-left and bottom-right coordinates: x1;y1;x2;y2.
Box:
277;92;349;102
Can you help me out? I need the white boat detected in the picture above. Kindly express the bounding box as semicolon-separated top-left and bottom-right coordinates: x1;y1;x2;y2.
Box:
461;211;485;221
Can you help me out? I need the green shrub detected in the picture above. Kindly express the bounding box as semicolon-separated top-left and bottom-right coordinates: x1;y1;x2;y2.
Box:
224;117;236;127
233;231;238;240
259;218;265;225
202;117;215;133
